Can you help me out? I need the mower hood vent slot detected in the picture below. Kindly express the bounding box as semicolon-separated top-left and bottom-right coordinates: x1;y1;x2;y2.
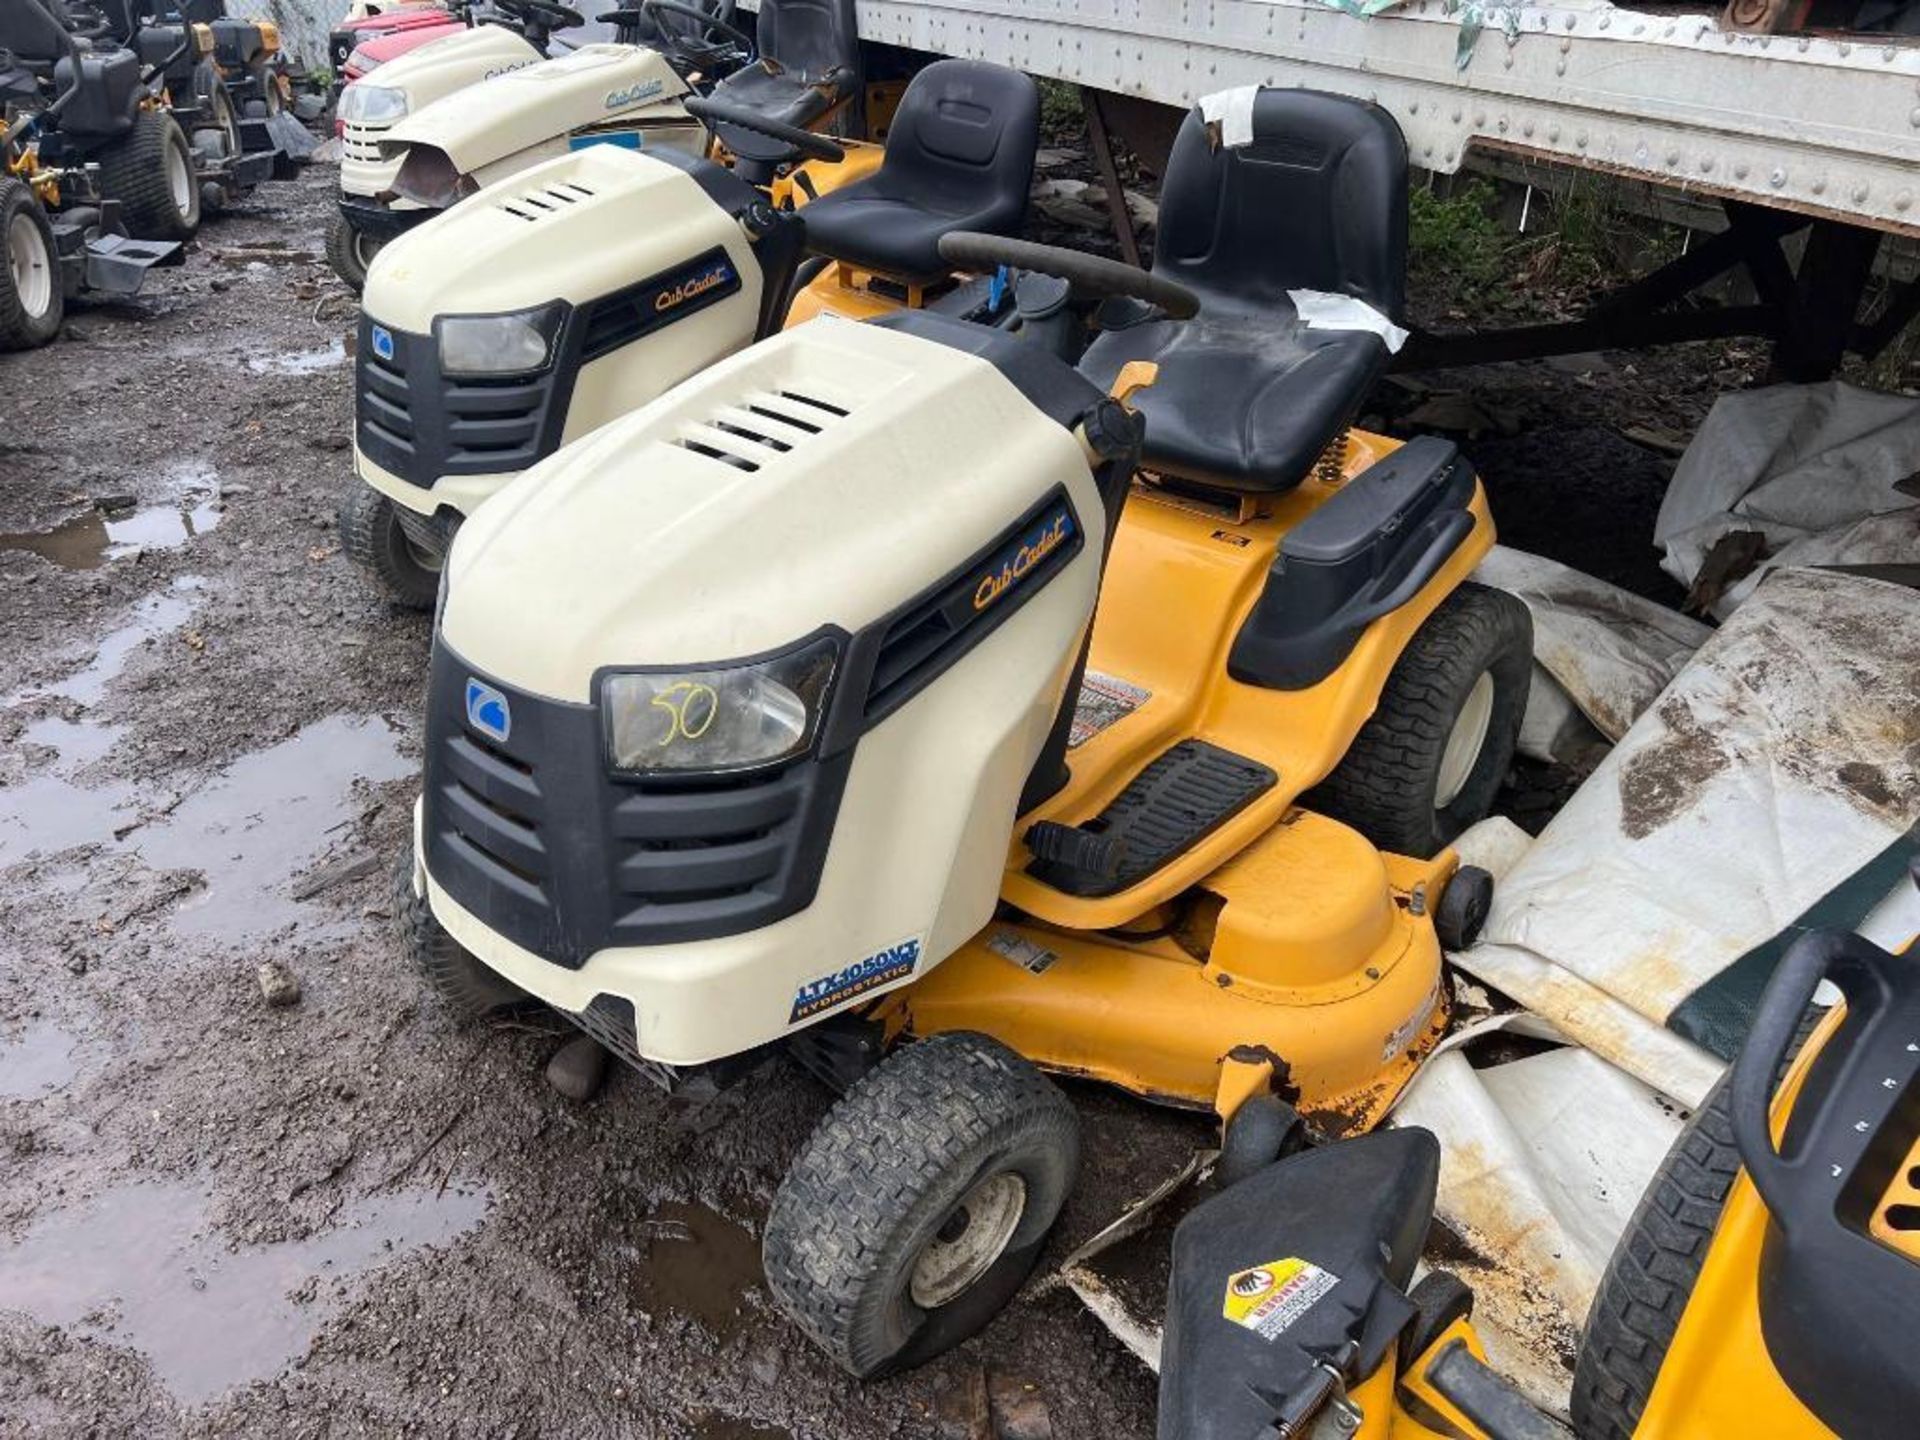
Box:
499;182;594;221
666;387;855;473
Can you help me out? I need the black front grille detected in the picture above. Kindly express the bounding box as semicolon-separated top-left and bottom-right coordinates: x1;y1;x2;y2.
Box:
422;641;852;968
355;314;570;488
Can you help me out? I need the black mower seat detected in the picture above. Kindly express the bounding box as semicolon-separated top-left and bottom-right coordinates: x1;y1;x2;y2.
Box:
707;0;858;162
0;0;79;63
801;59;1039;280
1079;88;1408;495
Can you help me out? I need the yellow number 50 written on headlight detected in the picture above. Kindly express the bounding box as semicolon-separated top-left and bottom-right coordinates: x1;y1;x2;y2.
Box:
649;681;720;746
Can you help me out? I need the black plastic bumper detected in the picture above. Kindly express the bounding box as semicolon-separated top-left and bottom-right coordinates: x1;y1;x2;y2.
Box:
338;195;438;244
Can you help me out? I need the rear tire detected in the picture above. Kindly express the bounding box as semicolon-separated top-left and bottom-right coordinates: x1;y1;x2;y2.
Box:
764;1032;1080;1378
98;108;201;242
0;180;63;351
325;210;379;291
1310;582;1532;857
391;851;537;1023
339;483;442;610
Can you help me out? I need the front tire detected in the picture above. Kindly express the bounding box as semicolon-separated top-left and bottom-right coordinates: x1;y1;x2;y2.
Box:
0;180;63;351
764;1032;1080;1378
325;210;380;291
99;108;201;242
339;483;442;610
392;852;537;1023
1311;582;1532;857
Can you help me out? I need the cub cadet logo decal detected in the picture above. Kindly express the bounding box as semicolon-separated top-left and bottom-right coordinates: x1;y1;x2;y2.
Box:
484;60;535;78
656;261;734;314
465;679;511;744
605;78;664;109
789;938;922;1024
1222;1257;1340;1342
370;324;396;362
973;507;1075;612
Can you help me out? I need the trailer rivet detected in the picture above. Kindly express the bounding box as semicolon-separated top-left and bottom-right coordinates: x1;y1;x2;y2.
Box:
1853;184;1869;203
1897;192;1914;212
1700;156;1713;173
1665;149;1679;166
1549;126;1561;143
1769;168;1786;188
1812;178;1827;196
1910;107;1920;128
1576;132;1587;149
1734;162;1750;179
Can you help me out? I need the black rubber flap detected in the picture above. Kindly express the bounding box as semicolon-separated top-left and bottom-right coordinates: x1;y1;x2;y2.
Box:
1157;1129;1437;1440
1026;739;1274;898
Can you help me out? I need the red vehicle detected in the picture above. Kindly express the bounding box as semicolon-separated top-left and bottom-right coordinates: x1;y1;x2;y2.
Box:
327;4;462;87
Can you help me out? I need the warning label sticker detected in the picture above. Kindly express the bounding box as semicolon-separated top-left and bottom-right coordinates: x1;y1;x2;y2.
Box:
984;929;1058;975
1069;671;1151;749
1222;1257;1340;1341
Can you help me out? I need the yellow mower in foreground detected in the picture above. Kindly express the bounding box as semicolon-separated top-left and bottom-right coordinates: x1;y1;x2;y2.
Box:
1158;919;1920;1439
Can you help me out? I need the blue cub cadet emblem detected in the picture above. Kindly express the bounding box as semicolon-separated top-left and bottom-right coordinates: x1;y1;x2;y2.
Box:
370;325;395;362
790;938;923;1024
465;679;511;744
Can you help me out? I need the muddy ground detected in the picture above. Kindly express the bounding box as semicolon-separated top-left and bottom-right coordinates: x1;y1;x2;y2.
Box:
0;160;1756;1438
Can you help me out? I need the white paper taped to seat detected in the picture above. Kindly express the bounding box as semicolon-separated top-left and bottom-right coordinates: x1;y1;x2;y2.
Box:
1287;289;1410;352
1197;84;1259;147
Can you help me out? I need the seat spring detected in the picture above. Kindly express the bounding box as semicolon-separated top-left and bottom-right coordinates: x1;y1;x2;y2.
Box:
1314;430;1351;488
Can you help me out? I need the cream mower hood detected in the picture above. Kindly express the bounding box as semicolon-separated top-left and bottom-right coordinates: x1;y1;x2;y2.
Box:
380;45;690;177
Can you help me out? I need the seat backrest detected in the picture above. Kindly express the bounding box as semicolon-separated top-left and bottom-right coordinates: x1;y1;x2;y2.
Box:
872;59;1038;218
1154;88;1407;317
753;0;855;80
0;0;78;64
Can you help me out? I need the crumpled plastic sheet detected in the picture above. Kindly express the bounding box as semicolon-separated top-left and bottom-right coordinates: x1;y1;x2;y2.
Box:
1655;380;1920;618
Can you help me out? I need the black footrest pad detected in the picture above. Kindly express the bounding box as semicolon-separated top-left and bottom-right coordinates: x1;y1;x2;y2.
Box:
1028;740;1275;898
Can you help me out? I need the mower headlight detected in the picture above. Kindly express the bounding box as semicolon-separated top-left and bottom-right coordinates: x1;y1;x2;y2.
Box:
339;78;405;118
603;639;838;776
435;305;562;377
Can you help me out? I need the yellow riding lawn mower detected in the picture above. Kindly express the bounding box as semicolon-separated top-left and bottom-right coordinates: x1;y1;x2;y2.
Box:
1156;917;1920;1439
395;88;1534;1376
328;0;858;290
341;57;1038;604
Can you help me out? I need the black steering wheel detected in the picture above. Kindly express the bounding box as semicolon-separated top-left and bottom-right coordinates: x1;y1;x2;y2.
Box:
937;232;1200;320
683;93;844;164
495;0;587;34
636;0;755;55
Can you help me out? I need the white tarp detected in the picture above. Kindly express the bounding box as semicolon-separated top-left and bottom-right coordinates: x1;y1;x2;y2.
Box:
1395;566;1920;1412
1655;380;1920;617
1460;566;1920;1099
1475;546;1711;760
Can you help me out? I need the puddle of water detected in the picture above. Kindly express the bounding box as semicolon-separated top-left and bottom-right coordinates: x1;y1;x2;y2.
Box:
629;1200;763;1344
0;464;221;571
0;1178;489;1405
0;1018;78;1100
692;1416;793;1440
246;338;347;376
135;714;411;943
0;584;200;862
1;586;409;946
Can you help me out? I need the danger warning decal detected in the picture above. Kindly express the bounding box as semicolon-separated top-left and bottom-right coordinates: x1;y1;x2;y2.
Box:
1068;670;1150;749
1222;1257;1339;1341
